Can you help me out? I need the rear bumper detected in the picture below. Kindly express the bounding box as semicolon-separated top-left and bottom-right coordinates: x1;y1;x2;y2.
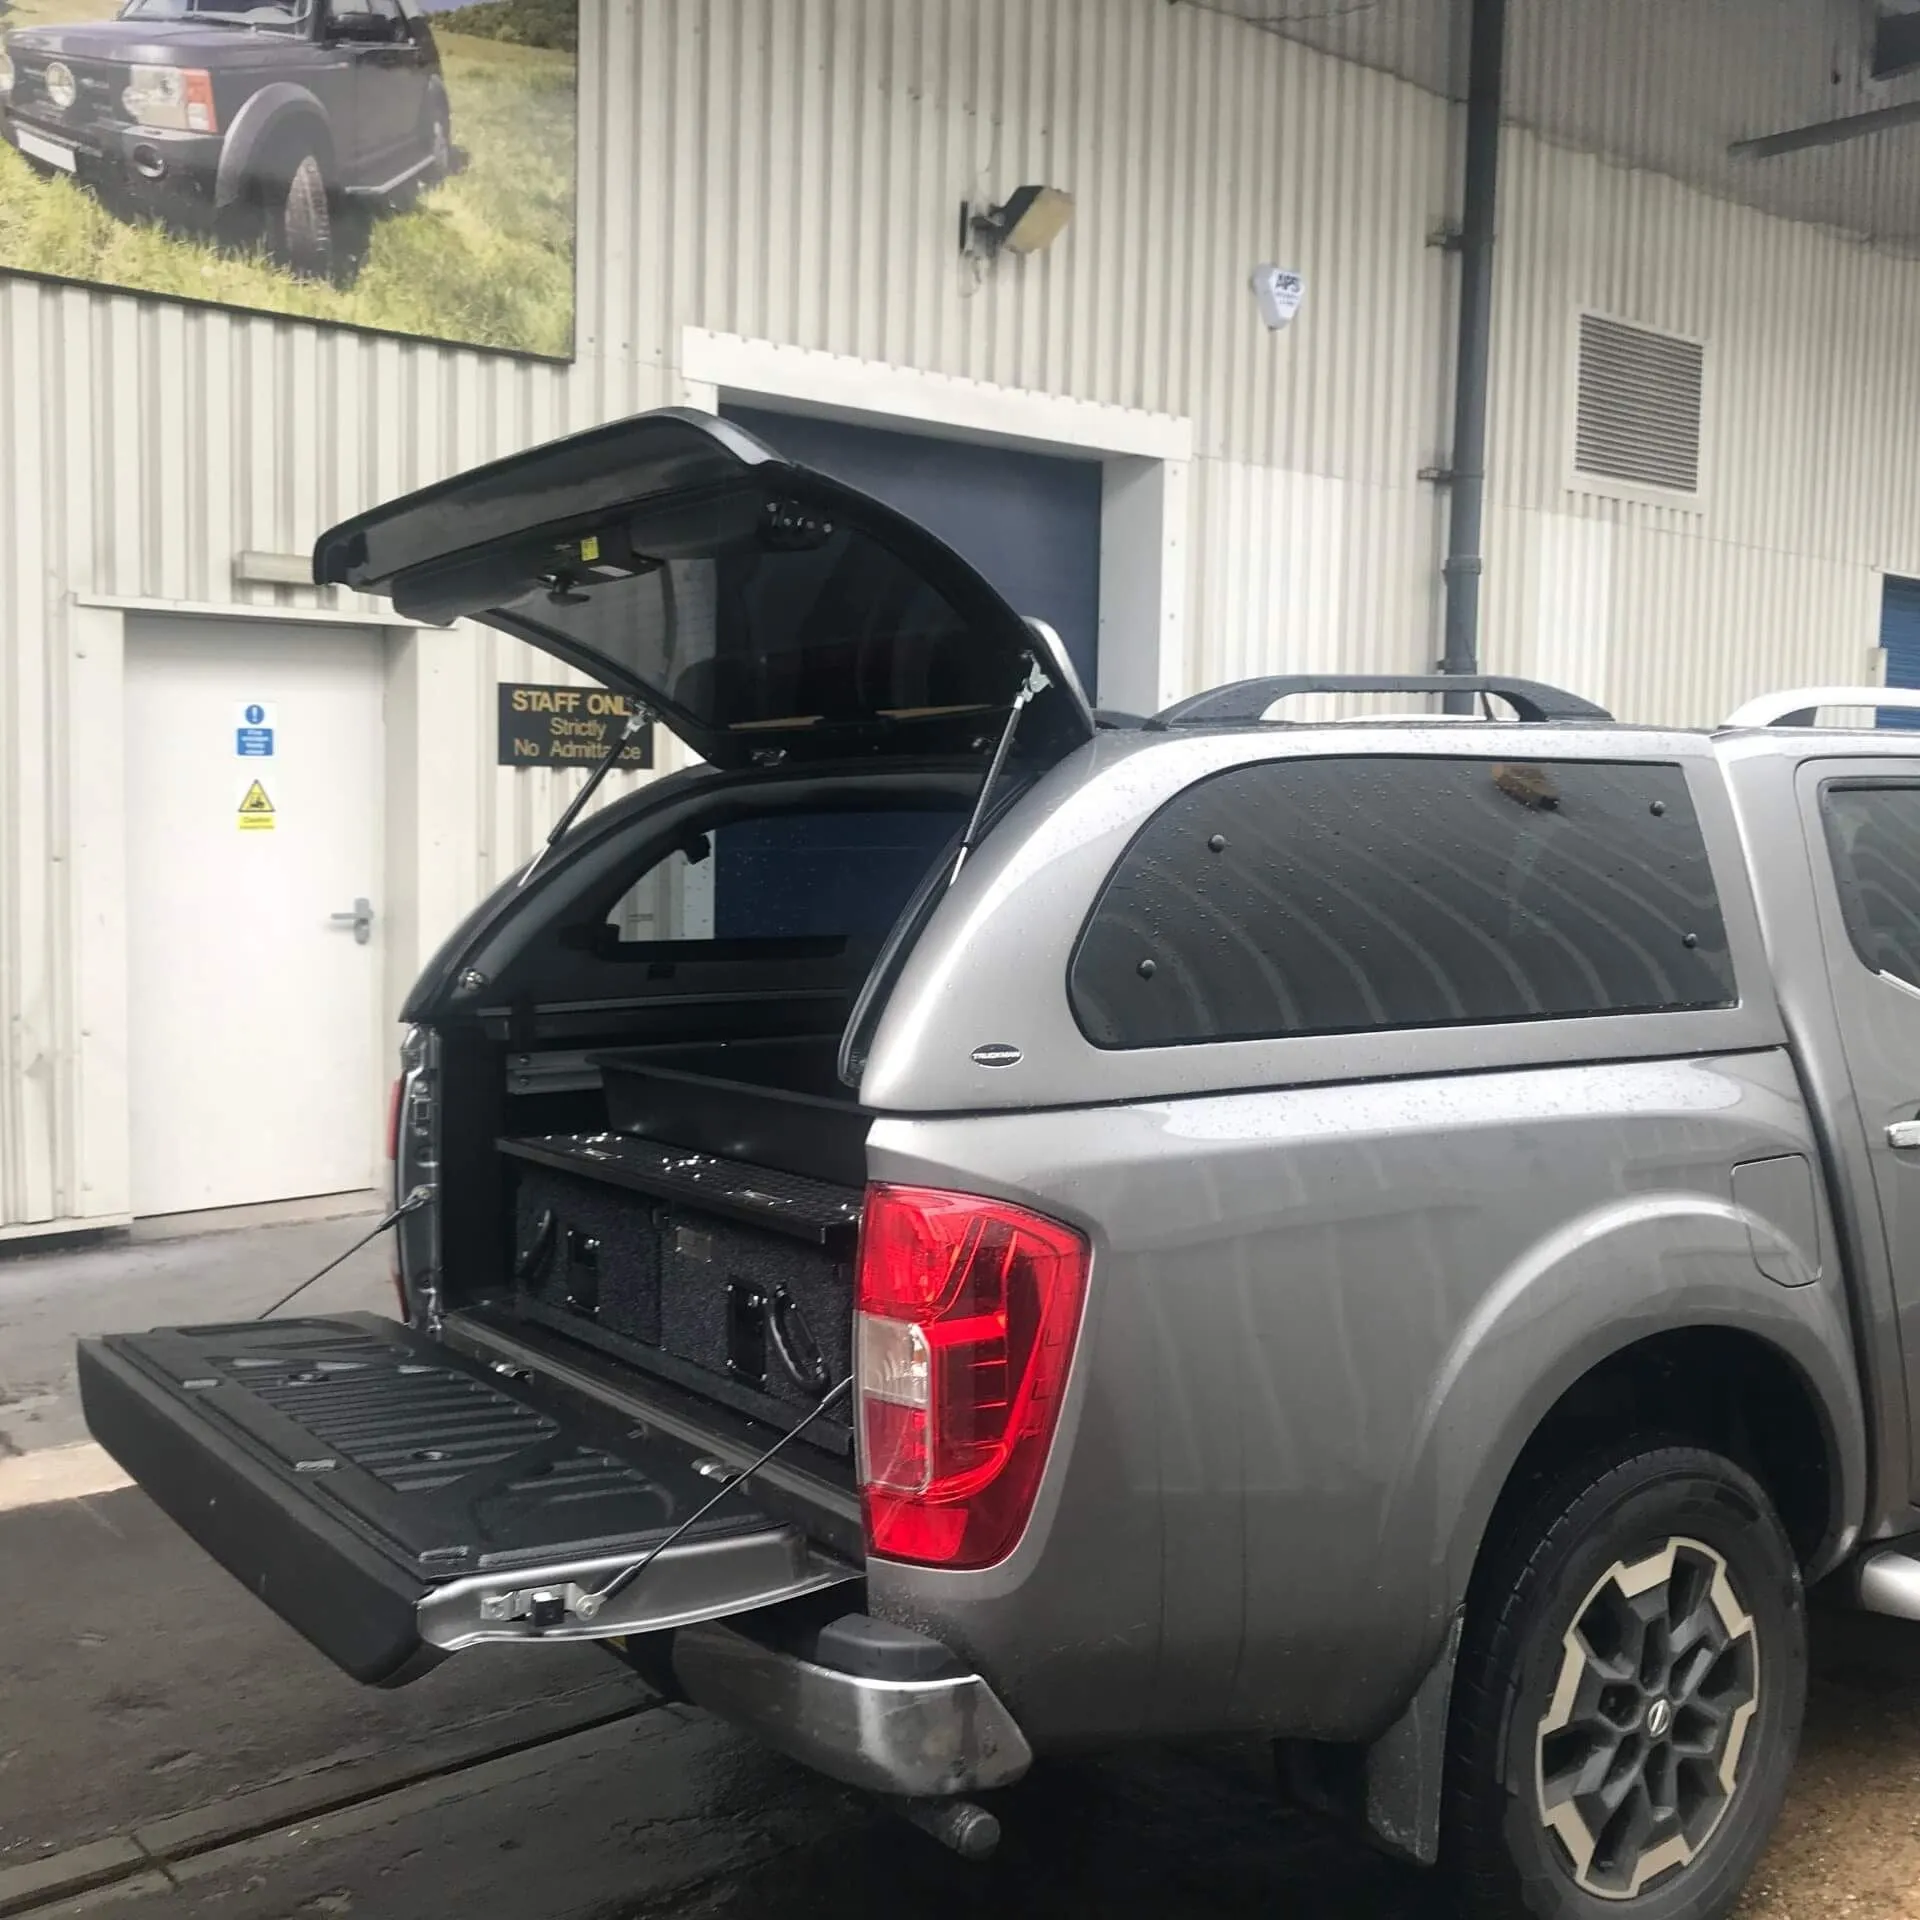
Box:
672;1618;1033;1798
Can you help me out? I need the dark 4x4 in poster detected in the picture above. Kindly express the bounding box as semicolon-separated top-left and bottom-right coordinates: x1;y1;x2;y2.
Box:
0;0;576;356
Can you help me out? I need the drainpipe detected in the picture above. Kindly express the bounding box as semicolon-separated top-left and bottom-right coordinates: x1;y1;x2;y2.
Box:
1439;0;1506;713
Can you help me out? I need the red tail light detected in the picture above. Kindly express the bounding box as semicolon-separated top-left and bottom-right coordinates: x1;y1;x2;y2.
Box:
385;1076;404;1165
855;1184;1089;1569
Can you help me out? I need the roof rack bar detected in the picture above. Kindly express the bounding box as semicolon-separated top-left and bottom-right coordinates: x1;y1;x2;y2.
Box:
1147;675;1612;728
1723;687;1917;728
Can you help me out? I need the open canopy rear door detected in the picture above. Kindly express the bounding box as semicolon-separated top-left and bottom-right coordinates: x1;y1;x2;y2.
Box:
314;409;1095;772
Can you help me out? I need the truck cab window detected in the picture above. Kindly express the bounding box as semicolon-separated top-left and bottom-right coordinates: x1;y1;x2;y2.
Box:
1823;786;1920;990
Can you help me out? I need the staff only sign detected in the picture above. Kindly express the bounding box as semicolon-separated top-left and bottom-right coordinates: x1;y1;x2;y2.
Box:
498;684;655;770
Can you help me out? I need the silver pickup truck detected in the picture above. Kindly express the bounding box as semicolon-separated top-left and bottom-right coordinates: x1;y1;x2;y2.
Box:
77;408;1920;1919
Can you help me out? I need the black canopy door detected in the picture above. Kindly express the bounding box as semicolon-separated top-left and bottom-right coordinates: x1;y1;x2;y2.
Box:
314;409;1095;772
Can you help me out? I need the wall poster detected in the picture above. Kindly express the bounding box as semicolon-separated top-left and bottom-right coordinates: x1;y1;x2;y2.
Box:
0;0;577;356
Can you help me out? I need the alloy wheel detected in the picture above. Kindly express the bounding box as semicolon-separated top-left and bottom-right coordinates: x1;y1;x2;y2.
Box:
1534;1536;1760;1900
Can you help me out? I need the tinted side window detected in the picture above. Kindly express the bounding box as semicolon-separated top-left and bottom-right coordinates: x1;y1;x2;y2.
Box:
1071;758;1734;1047
1822;785;1920;989
501;529;991;739
606;809;962;946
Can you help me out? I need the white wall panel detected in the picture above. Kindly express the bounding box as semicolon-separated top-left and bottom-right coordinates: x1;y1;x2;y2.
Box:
1483;120;1920;724
1512;510;1615;710
1187;460;1442;721
1194;462;1350;689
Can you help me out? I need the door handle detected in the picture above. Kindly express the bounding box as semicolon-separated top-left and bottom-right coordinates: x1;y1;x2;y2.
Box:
1887;1119;1920;1150
329;897;375;946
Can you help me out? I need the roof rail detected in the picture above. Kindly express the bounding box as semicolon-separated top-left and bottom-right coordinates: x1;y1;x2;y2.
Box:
1148;674;1612;728
1723;687;1917;728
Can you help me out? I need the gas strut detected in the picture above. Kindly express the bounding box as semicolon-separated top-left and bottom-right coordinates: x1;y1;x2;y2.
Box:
516;703;655;890
949;652;1049;884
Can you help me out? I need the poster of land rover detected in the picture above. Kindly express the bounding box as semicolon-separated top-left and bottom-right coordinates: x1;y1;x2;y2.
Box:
0;0;576;357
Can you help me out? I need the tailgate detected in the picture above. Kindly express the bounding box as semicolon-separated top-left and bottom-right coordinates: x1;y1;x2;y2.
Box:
78;1313;856;1686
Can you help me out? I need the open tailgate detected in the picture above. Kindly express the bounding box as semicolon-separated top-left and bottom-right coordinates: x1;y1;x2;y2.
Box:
311;407;1094;773
78;1313;855;1685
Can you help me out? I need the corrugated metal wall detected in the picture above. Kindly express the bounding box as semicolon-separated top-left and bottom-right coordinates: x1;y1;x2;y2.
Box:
1478;118;1920;720
10;0;1920;1230
1229;0;1920;722
0;0;1453;1229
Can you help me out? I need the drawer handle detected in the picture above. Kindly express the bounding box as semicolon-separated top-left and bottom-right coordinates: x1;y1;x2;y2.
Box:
767;1287;830;1394
514;1208;557;1283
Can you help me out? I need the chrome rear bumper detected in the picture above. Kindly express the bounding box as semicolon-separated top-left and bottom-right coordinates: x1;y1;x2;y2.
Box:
672;1619;1033;1798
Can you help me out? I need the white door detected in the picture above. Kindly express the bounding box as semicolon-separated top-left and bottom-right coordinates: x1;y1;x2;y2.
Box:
125;621;387;1216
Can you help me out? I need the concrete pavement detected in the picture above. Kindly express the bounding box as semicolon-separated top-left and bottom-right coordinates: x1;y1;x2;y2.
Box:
0;1193;393;1475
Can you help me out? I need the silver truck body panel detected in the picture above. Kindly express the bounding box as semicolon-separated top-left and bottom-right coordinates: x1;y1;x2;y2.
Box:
864;1046;1864;1747
1719;732;1920;1536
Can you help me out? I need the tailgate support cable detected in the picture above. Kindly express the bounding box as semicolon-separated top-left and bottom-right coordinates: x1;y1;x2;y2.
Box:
570;1373;855;1623
255;1186;433;1321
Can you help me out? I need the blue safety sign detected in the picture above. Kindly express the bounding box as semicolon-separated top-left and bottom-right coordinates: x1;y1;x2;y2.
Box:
235;701;276;757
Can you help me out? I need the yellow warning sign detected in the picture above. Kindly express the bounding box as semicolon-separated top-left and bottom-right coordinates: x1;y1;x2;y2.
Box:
237;779;276;831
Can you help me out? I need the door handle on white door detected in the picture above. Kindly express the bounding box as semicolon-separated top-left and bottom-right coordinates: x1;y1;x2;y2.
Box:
1887;1119;1920;1150
330;897;375;946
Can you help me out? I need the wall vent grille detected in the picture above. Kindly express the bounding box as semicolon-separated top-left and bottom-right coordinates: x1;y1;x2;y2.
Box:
1575;313;1705;494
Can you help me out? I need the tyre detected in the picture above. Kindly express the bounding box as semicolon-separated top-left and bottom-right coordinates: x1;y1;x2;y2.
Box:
1445;1445;1805;1920
265;150;333;279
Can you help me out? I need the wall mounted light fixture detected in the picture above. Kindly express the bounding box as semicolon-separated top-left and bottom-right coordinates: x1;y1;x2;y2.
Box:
960;185;1076;261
